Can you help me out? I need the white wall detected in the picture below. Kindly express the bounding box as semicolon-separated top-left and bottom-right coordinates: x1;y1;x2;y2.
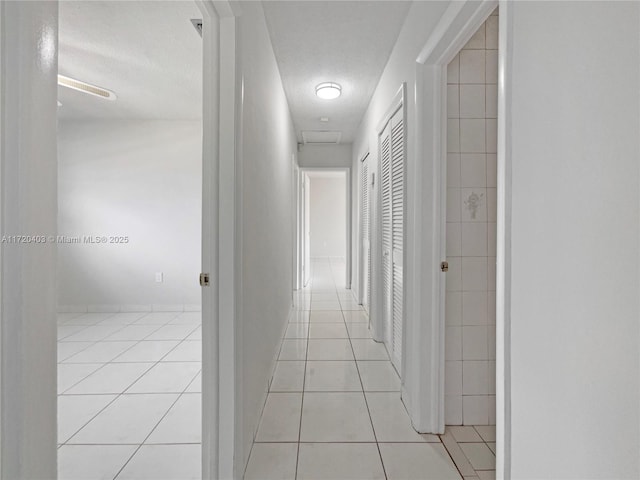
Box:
309;175;346;258
57;120;202;311
445;10;498;426
505;1;639;478
351;0;449;336
299;144;352;168
235;1;298;474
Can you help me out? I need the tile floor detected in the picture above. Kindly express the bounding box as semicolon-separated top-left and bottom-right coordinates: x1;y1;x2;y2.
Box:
57;310;201;480
245;258;496;480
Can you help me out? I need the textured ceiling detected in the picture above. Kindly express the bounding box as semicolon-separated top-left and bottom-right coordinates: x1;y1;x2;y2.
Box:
263;1;411;144
58;1;202;120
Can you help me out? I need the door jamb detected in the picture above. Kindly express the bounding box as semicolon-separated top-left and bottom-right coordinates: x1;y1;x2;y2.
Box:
0;3;58;477
404;0;511;478
195;1;241;478
292;154;301;291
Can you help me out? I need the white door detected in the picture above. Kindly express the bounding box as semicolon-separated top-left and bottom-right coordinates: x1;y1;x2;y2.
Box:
389;108;405;372
360;155;371;313
380;122;393;349
379;106;405;373
303;173;311;287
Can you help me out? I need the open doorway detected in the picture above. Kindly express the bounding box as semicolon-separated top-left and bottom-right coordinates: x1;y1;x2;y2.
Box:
436;8;499;473
300;169;349;290
55;2;203;478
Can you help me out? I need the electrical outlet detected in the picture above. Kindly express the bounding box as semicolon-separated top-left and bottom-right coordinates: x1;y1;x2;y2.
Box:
155;272;163;283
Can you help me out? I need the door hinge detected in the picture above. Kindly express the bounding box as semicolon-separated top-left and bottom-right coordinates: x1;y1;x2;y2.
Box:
199;273;210;286
440;261;449;272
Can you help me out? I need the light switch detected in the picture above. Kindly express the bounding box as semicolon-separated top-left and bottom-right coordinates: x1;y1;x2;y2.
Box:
155;272;163;283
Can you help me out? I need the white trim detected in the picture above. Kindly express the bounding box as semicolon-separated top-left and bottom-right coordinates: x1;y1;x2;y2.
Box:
0;2;58;477
195;2;219;478
376;87;404;137
292;154;300;291
61;305;204;314
0;4;4;474
404;0;498;439
496;1;513;477
299;167;352;290
56;304;202;313
219;10;240;480
295;167;305;290
241;304;294;479
195;1;241;478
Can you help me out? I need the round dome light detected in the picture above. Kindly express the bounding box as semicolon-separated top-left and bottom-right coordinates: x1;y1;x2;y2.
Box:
315;82;342;100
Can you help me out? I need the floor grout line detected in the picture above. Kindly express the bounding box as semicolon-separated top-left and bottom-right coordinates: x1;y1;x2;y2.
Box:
337;265;388;480
111;368;200;480
57;311;202;479
294;266;313;480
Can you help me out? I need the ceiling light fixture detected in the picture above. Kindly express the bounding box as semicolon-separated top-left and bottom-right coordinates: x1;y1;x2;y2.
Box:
58;75;117;101
315;82;341;100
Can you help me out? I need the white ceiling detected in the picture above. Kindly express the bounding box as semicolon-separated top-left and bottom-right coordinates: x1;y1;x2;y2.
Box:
263;1;411;144
58;1;202;120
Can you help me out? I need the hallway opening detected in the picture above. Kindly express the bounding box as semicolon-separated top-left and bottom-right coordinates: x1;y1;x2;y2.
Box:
443;7;498;429
300;169;350;290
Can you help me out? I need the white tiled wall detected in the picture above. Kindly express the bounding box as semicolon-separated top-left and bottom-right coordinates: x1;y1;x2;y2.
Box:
445;9;497;426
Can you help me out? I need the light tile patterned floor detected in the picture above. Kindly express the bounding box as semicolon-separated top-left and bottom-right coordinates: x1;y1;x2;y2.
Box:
57;310;201;480
56;259;495;480
245;258;496;479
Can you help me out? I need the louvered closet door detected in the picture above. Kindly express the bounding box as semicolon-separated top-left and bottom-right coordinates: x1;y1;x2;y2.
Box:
361;158;371;313
380;123;393;349
389;108;404;372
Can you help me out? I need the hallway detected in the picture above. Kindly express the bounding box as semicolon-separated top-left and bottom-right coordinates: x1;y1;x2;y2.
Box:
245;259;495;479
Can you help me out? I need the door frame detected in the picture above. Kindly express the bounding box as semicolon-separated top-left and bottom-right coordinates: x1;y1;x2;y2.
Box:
292;154;301;291
196;1;241;478
298;167;352;289
0;2;59;477
402;0;510;477
301;171;312;287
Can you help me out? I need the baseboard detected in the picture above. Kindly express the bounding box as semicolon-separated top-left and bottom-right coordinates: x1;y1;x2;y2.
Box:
119;304;153;312
310;256;346;262
239;304;294;479
152;304;184;312
57;305;87;313
57;303;202;313
87;304;120;313
251;304;294;443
